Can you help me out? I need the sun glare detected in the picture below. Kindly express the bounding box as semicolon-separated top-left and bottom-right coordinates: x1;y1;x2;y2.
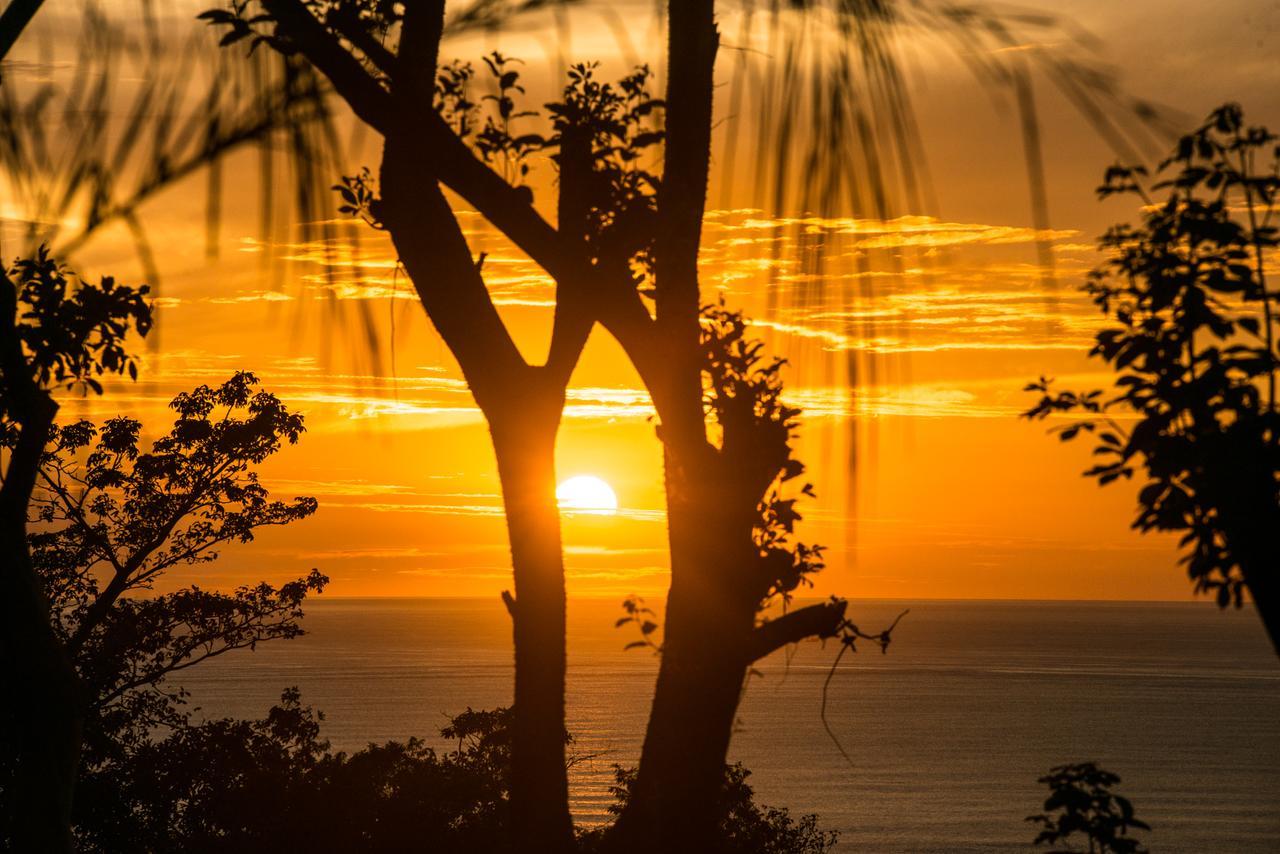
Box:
556;475;619;515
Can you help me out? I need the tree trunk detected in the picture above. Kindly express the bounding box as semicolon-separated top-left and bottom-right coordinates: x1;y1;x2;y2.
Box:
1245;562;1280;657
490;401;575;853
617;600;752;853
0;527;84;854
610;452;761;853
1218;458;1280;657
378;127;577;849
0;392;82;853
1201;437;1280;657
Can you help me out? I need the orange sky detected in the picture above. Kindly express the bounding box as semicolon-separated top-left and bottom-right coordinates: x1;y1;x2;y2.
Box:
4;0;1279;601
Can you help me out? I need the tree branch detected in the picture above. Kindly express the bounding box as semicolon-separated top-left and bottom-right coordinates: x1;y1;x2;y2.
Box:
37;469;125;578
326;12;399;79
746;599;847;662
0;0;44;64
543;125;595;385
656;0;717;329
262;0;394;130
650;0;719;445
267;0;599;386
264;0;573;285
369;2;535;393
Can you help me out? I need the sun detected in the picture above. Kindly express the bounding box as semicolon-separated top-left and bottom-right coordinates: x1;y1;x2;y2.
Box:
556;475;619;515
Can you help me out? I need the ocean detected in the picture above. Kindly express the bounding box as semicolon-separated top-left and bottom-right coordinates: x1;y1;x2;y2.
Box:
176;598;1280;852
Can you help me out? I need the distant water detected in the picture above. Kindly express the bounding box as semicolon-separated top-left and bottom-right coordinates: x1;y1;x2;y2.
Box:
178;599;1280;852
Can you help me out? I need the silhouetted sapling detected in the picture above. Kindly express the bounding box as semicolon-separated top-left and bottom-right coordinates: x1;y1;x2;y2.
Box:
1027;763;1149;854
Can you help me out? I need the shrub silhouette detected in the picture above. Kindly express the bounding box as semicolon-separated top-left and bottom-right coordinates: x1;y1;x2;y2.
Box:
71;695;835;854
1027;763;1149;854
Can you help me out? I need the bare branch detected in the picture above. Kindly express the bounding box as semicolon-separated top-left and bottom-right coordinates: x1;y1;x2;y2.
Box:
747;599;847;662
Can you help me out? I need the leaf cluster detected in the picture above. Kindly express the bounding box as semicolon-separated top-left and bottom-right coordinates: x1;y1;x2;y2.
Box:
614;594;660;654
72;692;508;854
200;2;283;55
3;246;151;399
436;59;479;138
549;63;664;289
27;373;323;735
204;0;396;58
699;301;824;608
1024;103;1280;607
70;691;831;854
334;166;384;229
473;53;544;184
327;54;667;306
1026;762;1150;854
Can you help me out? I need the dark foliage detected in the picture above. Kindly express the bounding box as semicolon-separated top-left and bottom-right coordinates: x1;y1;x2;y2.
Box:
73;692;507;854
0;371;324;847
700;301;825;610
71;694;833;854
1;247;150;407
1025;104;1280;627
581;764;837;854
28;372;324;734
332;54;665;283
1027;763;1149;854
0;247;154;850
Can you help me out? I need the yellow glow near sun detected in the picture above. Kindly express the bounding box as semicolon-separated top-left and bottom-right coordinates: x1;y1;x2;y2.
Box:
556;475;619;515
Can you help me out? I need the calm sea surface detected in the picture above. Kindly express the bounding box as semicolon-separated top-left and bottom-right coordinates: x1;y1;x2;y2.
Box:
178;599;1280;852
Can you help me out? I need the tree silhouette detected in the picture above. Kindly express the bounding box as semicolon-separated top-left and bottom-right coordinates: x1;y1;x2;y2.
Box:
197;3;899;849
0;348;322;850
1025;104;1280;655
1027;763;1150;854
195;1;1178;850
0;248;150;851
26;371;323;728
202;6;669;846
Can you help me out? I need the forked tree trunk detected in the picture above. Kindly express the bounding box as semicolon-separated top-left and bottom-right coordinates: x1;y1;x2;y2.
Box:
606;413;848;853
379;138;576;850
611;6;746;840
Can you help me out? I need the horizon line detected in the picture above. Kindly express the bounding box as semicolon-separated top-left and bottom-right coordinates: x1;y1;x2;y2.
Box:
304;594;1223;605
